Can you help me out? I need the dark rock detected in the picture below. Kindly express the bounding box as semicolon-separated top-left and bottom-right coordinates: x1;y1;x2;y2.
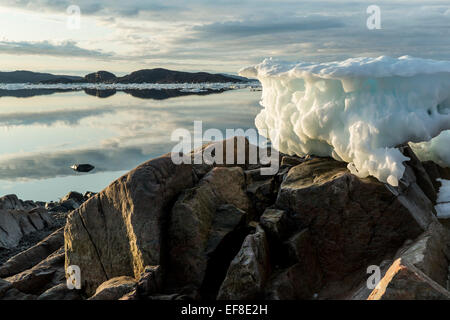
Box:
167;167;250;293
217;225;271;300
89;276;137;300
259;209;290;241
275;157;432;298
38;283;82;300
84;71;117;83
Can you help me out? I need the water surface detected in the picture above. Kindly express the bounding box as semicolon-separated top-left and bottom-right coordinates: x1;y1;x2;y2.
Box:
0;89;261;201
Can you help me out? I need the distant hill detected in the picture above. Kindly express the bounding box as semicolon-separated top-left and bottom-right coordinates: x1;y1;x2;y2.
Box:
115;68;246;83
0;71;83;84
0;68;252;84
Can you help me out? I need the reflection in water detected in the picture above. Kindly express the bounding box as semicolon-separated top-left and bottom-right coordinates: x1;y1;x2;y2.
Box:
0;88;230;100
0;89;261;201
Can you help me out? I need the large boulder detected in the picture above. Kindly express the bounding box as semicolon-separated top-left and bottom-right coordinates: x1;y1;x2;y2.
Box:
166;167;251;295
64;153;195;295
275;157;434;298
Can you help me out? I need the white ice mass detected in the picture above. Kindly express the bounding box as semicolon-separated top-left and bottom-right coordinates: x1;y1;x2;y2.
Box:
435;179;450;219
240;56;450;186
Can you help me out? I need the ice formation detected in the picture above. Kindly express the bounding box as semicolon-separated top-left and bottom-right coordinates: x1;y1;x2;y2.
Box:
435;179;450;219
410;130;450;168
240;56;450;186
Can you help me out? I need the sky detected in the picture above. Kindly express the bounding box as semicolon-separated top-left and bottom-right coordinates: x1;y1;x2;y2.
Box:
0;0;449;75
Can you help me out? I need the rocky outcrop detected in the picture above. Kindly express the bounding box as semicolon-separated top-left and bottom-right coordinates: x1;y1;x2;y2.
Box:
7;139;449;300
64;153;196;295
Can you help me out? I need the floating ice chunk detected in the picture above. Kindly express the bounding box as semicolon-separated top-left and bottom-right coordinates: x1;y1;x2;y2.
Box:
240;56;450;185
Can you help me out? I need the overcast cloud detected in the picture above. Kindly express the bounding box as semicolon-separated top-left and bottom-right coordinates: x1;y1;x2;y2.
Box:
0;1;448;73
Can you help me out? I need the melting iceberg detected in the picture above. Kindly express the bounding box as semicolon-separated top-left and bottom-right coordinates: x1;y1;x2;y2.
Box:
240;56;450;186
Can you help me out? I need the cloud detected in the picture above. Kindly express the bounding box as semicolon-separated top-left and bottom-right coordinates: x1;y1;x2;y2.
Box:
0;40;113;58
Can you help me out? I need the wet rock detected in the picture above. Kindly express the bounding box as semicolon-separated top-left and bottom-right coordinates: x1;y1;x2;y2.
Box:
65;153;195;296
217;226;270;300
89;276;137;300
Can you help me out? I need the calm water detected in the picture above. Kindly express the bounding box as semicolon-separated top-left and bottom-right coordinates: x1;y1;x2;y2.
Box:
0;89;262;201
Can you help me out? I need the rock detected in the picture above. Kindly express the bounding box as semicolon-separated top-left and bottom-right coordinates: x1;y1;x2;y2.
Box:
6;247;65;295
281;156;305;167
83;191;96;199
0;279;12;298
61;191;84;204
65;153;195;295
48;205;69;213
0;210;25;249
1;288;37;300
0;194;24;210
136;265;163;297
0;227;64;278
395;221;449;287
368;258;450;300
38;283;82;300
265;229;322;299
166;167;250;293
60;199;80;211
27;211;45;231
71;164;95;173
89;276;137;300
398;145;438;203
217;226;271;300
259;209;290;241
275;157;432;298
